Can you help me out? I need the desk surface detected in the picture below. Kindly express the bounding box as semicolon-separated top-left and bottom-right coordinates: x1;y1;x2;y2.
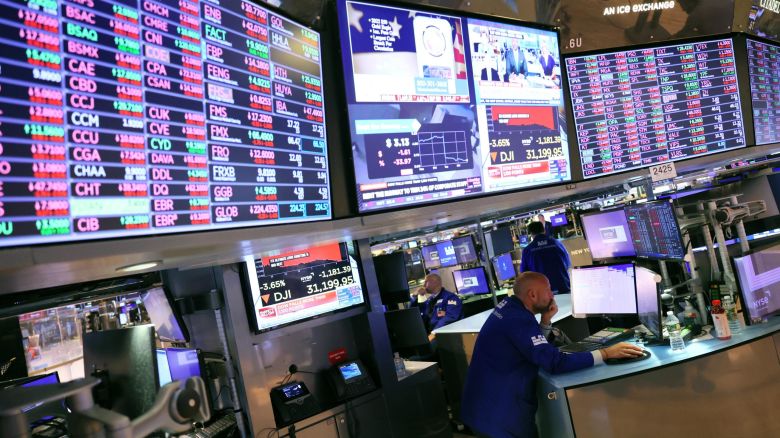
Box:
434;294;573;334
541;317;780;389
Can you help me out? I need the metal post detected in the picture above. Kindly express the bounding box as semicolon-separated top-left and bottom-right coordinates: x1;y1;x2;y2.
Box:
214;306;248;437
707;201;736;297
679;205;709;324
731;195;751;254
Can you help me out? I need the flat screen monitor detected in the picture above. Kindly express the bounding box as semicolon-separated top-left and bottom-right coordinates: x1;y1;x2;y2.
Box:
566;37;746;179
337;0;571;213
550;213;568;226
635;267;662;339
373;252;411;304
14;372;60;414
140;287;188;342
747;38;780;145
83;325;158;419
580;209;636;260
384;309;429;350
244;241;367;332
488;226;514;257
0;0;333;249
571;263;637;317
452;236;478;264
453;267;491;295
733;242;780;322
492;252;516;282
436;241;458;267
156;349;173;387
166;348;202;382
421;244;442;269
625;201;685;260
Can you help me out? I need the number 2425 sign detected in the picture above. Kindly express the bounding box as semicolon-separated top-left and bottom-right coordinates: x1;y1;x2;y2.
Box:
649;162;677;182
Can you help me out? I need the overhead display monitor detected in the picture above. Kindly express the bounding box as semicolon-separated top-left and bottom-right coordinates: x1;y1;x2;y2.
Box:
746;38;780;145
625;201;685;260
452;235;478;264
140;287;188;342
580;209;636;260
0;0;331;248
421;243;442;269
571;263;637;317
733;242;780;322
566;38;746;179
550;213;568;226
436;241;458;267
453;266;490;295
244;241;366;332
337;1;571;212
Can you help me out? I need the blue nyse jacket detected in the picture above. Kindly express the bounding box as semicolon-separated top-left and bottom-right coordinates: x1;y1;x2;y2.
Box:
520;235;572;294
411;289;463;332
461;297;593;438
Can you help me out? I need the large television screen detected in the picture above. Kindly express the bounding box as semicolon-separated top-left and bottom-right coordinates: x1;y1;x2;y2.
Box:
625;201;685;260
580;209;636;260
244;241;366;332
566;38;746;179
337;1;570;212
0;0;331;248
746;38;780;145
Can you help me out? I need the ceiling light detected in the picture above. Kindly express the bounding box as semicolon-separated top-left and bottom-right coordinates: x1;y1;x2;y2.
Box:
116;260;161;273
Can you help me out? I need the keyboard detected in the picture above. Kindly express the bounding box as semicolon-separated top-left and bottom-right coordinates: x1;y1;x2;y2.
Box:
183;412;237;438
559;341;602;353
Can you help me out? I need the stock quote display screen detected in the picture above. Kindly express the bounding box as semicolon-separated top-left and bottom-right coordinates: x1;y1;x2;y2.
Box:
747;39;780;145
567;38;746;179
337;1;570;212
244;241;365;331
0;0;330;247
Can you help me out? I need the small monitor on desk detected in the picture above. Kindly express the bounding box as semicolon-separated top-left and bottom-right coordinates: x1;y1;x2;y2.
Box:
453;267;491;295
635;266;662;340
581;209;636;260
492;252;516;282
571;263;637;317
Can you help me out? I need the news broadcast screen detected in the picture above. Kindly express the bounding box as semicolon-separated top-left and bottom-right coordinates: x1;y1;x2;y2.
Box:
0;0;331;247
244;241;366;331
337;1;570;212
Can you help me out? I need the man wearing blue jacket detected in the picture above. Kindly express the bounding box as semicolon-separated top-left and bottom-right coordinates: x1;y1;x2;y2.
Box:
410;273;463;340
461;272;643;438
521;221;571;294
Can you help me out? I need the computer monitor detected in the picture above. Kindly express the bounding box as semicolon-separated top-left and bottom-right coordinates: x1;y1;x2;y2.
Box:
550;213;568;227
156;349;173;387
580;209;636;260
9;372;61;415
166;348;202;382
571;263;638;317
492;252;516;282
83;325;158;419
140;287;189;342
487;226;514;257
384;309;430;350
436;241;458;267
421;244;442;269
635;267;662;339
452;236;478;264
374;252;412;305
625;201;686;260
453;267;491;295
733;242;780;323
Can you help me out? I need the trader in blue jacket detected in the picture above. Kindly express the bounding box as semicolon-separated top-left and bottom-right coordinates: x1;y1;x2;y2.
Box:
521;221;571;294
461;272;643;438
410;273;463;340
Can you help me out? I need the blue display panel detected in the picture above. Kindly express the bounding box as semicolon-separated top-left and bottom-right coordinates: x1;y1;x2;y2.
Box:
746;38;780;145
337;1;570;212
492;252;515;282
453;266;490;295
566;38;746;179
580;208;636;260
0;0;331;247
436;240;458;267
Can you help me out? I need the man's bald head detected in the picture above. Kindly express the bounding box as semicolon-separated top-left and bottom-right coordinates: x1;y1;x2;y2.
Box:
513;272;554;314
423;273;443;295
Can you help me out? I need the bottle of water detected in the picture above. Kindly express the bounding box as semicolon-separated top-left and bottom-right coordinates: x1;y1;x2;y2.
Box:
394;352;407;378
722;295;741;335
665;311;686;352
